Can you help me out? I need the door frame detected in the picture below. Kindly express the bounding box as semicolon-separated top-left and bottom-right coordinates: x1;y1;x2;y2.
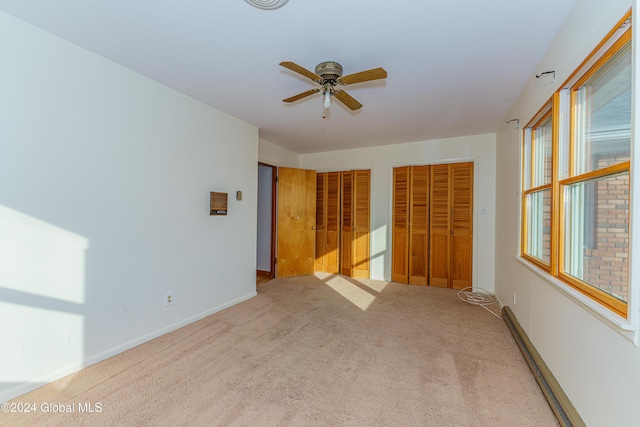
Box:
257;162;277;278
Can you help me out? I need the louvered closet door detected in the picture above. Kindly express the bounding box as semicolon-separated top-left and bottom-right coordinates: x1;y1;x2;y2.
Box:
352;169;370;278
341;171;353;277
429;163;473;289
392;167;410;283
315;171;341;274
429;164;451;288
392;165;430;285
451;163;473;289
338;170;370;278
315;173;326;272
408;166;430;285
325;172;341;273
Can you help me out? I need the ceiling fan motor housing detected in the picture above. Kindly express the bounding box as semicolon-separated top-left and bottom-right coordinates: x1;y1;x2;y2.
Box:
315;61;343;82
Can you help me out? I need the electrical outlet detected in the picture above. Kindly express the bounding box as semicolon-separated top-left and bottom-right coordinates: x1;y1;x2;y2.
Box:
513;292;516;305
164;291;174;307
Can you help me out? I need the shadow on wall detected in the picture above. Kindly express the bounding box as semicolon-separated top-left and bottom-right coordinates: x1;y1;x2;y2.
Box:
0;205;89;400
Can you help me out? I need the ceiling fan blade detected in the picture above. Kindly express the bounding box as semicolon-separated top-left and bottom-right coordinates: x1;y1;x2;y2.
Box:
283;88;321;103
338;67;387;85
334;90;363;111
280;61;322;82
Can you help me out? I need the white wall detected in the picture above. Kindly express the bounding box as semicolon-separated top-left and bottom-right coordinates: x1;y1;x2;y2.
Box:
301;134;496;289
495;1;640;426
0;12;258;400
258;139;300;168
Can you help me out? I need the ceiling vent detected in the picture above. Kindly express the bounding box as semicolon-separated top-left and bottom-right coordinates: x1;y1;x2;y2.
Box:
244;0;289;10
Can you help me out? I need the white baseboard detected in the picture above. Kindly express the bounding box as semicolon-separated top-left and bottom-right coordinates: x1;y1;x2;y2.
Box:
0;291;257;402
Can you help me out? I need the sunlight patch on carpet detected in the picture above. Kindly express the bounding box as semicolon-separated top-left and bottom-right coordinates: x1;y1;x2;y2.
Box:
356;278;388;293
325;276;376;311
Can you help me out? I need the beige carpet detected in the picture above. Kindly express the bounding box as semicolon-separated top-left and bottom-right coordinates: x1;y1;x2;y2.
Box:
5;274;558;426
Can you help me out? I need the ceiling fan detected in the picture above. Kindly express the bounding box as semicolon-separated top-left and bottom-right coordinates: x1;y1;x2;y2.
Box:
280;61;387;116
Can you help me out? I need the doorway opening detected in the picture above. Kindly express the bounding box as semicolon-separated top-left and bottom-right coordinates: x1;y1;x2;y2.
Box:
257;163;276;283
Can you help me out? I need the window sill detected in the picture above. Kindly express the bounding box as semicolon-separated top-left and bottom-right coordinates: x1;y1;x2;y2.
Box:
513;255;638;345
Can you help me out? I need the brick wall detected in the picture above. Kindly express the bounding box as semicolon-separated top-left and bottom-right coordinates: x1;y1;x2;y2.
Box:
581;156;630;302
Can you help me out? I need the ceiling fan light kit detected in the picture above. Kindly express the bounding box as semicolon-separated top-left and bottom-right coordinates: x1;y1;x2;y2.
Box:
323;89;332;109
244;0;289;10
280;60;387;117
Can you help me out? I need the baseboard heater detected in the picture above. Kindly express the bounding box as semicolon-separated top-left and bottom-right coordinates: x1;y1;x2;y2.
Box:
502;307;586;427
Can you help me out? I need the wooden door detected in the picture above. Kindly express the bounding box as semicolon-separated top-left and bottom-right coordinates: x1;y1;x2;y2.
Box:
392;165;430;285
340;171;353;276
392;167;410;283
409;166;430;285
315;173;326;272
451;163;473;289
429;162;473;289
276;167;316;278
339;169;370;278
315;172;340;274
429;164;450;287
352;169;370;278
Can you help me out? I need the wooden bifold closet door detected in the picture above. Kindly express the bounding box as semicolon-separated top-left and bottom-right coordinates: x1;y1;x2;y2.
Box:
392;162;473;289
430;162;473;289
316;169;370;278
391;167;410;283
340;170;371;278
315;172;341;274
392;165;430;285
350;169;371;278
340;171;353;276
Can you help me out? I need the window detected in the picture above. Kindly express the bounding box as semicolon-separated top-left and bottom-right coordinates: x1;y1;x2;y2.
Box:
523;110;553;267
521;12;632;318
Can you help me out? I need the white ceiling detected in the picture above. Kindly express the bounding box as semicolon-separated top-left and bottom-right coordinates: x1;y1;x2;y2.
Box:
0;0;576;154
